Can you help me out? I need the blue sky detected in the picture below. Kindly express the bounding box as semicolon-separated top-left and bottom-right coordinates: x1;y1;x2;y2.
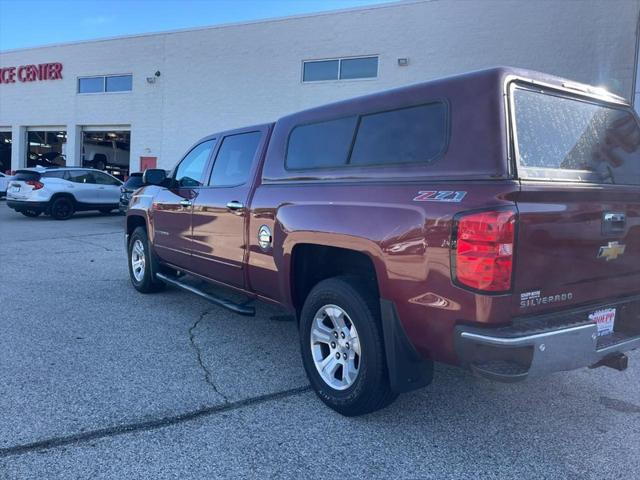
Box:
0;0;396;51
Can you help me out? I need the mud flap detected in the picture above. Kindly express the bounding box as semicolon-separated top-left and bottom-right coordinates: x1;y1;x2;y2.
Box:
380;299;433;393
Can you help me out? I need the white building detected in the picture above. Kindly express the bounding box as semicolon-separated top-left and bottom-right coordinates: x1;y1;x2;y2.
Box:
0;0;638;175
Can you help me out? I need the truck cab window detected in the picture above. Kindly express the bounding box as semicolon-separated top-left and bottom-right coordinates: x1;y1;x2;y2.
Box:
209;132;261;187
175;140;215;187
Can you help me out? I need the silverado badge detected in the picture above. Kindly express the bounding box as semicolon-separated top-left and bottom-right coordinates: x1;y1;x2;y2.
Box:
597;241;626;261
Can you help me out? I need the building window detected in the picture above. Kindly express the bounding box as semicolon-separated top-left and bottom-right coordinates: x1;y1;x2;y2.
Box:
105;75;132;92
78;74;132;93
78;76;104;93
303;56;378;82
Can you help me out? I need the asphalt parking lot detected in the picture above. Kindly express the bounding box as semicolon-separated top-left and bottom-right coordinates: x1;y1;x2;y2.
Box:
0;202;639;479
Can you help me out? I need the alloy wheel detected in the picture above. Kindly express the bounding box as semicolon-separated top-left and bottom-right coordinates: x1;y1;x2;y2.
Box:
131;239;146;282
310;304;361;390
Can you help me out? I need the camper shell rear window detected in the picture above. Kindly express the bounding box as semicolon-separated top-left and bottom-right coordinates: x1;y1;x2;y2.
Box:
512;85;640;186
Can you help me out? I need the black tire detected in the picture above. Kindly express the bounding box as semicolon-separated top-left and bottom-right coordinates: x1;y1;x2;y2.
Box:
128;226;165;293
50;197;75;220
21;209;41;217
299;276;397;416
99;208;113;215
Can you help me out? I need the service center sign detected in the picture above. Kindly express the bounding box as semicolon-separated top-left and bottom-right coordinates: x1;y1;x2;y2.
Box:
0;62;63;84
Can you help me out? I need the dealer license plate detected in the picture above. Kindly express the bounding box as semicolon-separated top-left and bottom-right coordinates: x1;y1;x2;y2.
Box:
589;308;616;337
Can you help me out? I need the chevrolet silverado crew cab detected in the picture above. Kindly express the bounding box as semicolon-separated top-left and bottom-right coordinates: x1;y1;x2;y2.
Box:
126;67;640;415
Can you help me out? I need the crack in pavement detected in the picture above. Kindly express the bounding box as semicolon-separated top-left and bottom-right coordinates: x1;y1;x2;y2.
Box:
0;385;311;459
66;237;115;252
3;230;124;246
189;310;230;403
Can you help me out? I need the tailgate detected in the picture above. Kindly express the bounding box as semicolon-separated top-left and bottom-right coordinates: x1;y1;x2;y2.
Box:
514;184;640;314
510;83;640;315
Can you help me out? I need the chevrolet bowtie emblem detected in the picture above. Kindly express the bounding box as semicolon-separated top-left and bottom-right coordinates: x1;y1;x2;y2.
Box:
597;241;626;261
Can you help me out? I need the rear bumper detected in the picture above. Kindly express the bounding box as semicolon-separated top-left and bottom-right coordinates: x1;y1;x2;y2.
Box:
6;199;49;212
455;295;640;381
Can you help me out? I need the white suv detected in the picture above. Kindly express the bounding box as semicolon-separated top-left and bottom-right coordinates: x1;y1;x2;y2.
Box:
0;172;13;197
6;167;123;220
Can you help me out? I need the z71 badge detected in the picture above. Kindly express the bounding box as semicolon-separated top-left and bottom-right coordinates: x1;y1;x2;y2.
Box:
413;191;467;203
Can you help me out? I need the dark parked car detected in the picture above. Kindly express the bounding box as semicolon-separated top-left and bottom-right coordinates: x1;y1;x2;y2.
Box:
125;67;640;416
119;172;144;213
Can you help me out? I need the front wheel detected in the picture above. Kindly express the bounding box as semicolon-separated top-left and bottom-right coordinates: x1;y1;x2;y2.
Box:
128;227;165;293
299;276;397;416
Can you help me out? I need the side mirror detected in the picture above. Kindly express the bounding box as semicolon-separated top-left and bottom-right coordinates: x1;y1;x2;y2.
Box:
142;168;167;186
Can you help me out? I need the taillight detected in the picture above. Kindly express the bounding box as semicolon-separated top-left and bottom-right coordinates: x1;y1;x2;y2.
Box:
452;207;517;293
26;180;44;190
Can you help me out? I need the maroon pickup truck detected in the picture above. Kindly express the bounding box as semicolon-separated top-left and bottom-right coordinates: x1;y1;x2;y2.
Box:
126;67;640;415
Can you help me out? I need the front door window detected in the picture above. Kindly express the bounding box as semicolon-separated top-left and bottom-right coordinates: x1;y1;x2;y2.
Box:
175;140;215;187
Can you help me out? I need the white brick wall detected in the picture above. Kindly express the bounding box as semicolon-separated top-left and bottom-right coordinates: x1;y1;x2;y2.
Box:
1;0;638;171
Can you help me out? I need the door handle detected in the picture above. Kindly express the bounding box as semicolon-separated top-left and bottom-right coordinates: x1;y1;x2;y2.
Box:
604;213;625;223
602;212;626;234
226;200;244;210
180;199;193;207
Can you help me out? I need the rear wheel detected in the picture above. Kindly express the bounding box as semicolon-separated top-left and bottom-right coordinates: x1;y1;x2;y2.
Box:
299;276;397;416
21;209;41;217
50;197;75;220
128;226;165;293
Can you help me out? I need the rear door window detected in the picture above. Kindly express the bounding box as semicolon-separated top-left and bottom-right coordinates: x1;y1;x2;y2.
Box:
209;132;262;187
513;87;640;185
66;170;97;184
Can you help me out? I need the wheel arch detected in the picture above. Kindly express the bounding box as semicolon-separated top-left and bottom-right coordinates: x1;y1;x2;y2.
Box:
288;242;384;316
126;214;147;237
49;192;77;205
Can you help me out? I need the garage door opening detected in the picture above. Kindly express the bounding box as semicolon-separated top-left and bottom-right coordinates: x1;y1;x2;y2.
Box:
27;131;67;168
82;130;130;180
0;132;11;173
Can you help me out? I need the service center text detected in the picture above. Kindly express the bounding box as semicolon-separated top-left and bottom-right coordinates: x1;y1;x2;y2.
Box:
0;63;63;84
